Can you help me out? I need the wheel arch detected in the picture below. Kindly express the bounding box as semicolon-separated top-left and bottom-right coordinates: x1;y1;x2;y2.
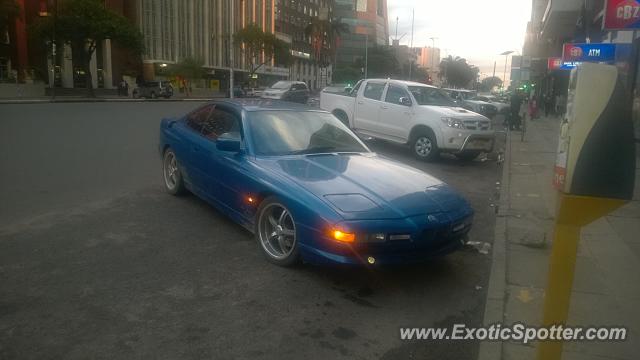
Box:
331;108;351;127
409;124;439;145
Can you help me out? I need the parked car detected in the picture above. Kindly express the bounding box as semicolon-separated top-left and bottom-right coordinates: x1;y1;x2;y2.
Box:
159;99;474;266
443;88;498;119
320;79;495;161
473;94;511;115
133;81;173;99
261;81;309;104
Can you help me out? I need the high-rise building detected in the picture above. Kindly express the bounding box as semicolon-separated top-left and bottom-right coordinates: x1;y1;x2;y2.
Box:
333;0;389;70
137;0;288;89
274;0;333;90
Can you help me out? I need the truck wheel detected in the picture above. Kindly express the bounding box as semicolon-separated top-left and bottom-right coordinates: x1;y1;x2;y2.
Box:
411;132;439;161
333;111;350;128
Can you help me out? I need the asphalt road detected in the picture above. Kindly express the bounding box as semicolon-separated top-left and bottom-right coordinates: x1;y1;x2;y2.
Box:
0;102;505;360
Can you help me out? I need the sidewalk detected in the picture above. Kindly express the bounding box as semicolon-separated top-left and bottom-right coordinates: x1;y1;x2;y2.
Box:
479;115;640;360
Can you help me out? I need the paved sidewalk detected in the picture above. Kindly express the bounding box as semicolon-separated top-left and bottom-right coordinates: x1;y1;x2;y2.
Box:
479;115;640;360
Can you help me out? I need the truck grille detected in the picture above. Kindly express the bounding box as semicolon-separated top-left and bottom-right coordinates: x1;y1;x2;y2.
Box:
463;120;491;131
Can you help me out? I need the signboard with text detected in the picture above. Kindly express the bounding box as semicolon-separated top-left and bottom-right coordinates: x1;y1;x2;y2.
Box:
562;43;617;63
604;0;640;30
548;57;580;71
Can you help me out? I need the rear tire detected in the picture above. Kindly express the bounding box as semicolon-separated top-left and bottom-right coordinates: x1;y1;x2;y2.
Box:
333;111;350;128
163;149;186;195
410;132;439;161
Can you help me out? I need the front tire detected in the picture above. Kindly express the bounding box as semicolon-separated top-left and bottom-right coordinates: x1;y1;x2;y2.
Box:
255;197;300;267
163;149;186;195
411;132;439;161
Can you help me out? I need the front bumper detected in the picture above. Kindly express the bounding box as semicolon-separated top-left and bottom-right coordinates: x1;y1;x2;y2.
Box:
440;128;495;152
298;212;473;266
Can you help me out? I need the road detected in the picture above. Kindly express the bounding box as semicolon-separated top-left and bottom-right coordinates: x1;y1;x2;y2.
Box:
0;102;505;360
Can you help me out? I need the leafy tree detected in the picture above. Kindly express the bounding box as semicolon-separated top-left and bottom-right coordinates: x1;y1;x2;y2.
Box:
30;0;143;97
0;0;19;35
234;23;289;82
354;46;401;79
439;55;479;88
480;76;503;92
170;57;205;96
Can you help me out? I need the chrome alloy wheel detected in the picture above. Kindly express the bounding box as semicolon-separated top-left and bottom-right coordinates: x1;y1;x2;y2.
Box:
163;151;179;191
258;203;297;260
414;136;433;157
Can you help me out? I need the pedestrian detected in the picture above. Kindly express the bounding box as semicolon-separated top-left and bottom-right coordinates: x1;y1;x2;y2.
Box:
545;93;554;117
556;94;566;119
123;80;129;97
529;95;538;120
509;91;522;130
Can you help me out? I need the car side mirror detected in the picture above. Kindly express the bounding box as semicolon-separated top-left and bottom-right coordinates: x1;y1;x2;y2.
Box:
216;132;242;153
344;87;353;94
399;97;412;106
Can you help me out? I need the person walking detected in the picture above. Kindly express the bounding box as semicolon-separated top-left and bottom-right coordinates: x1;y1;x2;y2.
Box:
509;91;523;130
545;93;554;117
529;95;538;120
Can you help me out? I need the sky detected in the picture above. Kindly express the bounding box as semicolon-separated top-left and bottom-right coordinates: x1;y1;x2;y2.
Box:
387;0;532;83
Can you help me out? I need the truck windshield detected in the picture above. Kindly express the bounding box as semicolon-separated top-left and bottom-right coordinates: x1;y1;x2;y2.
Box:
408;86;457;107
247;111;369;156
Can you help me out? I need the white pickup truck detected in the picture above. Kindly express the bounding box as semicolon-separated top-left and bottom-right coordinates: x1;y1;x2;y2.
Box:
320;79;495;161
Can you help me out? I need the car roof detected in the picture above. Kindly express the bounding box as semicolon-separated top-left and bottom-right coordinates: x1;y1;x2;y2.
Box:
212;98;325;113
443;88;476;93
365;79;437;88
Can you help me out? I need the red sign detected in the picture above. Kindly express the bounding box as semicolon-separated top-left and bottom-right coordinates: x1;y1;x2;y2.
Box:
604;0;640;29
548;57;562;70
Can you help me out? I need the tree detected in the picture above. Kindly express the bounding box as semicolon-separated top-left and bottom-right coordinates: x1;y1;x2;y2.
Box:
439;55;479;88
0;0;19;35
30;0;143;97
480;76;503;92
234;23;289;82
170;57;206;97
355;46;401;79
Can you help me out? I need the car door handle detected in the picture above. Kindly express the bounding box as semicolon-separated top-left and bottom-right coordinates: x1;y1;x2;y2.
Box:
357;101;364;105
380;105;388;110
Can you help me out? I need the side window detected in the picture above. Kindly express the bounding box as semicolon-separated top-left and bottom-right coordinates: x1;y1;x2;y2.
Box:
186;105;214;133
201;108;240;141
385;85;410;105
363;82;385;100
349;80;363;97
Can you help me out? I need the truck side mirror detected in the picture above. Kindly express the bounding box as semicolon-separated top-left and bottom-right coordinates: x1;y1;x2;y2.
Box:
399;97;412;106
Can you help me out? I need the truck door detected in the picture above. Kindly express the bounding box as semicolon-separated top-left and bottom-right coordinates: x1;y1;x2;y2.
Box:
353;81;386;134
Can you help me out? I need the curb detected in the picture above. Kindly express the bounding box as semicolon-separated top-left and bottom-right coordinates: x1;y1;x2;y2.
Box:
477;128;511;360
0;97;225;105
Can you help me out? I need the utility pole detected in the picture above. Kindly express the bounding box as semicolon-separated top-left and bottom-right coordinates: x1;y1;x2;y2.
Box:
364;33;368;79
408;8;414;80
429;36;437;78
229;0;234;98
395;16;398;40
50;0;57;100
492;60;496;79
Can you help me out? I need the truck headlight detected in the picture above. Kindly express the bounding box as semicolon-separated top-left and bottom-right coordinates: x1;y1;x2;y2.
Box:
441;117;465;129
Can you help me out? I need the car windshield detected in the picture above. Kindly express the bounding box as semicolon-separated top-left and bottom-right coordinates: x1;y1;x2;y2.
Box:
247;111;369;156
270;81;291;90
409;86;457;106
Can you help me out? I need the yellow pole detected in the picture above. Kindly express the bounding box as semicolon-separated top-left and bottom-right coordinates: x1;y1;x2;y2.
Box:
536;194;626;360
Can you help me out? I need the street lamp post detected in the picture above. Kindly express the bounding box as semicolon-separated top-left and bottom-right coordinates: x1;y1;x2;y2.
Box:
229;0;234;98
500;50;514;90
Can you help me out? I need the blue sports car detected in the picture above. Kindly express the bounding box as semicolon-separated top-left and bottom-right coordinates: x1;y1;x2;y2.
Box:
159;99;474;266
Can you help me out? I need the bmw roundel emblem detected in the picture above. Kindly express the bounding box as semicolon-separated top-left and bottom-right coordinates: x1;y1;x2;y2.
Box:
427;214;437;222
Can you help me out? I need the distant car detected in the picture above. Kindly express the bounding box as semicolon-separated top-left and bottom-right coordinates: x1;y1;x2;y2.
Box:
133;81;173;99
443;88;497;119
261;81;309;104
473;95;510;115
159;99;474;266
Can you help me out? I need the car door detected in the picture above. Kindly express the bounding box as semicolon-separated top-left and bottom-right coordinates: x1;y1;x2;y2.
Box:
353;81;386;135
171;104;217;197
200;106;253;216
379;84;414;141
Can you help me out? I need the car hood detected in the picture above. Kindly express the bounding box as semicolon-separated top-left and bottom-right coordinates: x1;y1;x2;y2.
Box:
265;88;288;94
419;105;488;119
257;153;469;220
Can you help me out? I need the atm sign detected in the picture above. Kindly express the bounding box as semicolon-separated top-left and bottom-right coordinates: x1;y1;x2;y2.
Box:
604;0;640;29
